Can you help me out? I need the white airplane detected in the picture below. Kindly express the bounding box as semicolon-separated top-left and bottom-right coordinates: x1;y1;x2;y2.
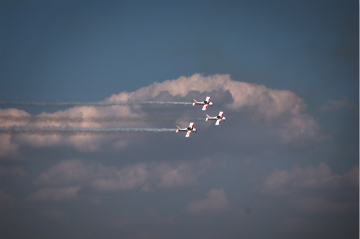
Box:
206;111;227;125
193;96;213;110
176;122;197;137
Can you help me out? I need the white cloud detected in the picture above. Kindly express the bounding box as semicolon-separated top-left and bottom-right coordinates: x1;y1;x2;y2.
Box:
185;188;230;214
1;74;326;153
107;74;307;118
105;74;327;144
25;186;80;202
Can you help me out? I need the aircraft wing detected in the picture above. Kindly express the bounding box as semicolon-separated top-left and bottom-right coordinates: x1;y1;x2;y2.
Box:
186;131;192;137
205;96;211;102
202;105;208;110
189;122;195;129
219;111;224;117
215;119;222;125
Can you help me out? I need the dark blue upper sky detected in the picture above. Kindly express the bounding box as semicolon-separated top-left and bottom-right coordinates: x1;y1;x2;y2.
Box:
1;0;358;108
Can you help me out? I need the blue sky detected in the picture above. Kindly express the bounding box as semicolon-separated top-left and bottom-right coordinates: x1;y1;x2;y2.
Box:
0;1;358;239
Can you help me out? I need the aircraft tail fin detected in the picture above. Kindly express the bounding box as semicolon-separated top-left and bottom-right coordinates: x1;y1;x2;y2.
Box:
205;114;210;121
176;126;181;133
192;99;198;106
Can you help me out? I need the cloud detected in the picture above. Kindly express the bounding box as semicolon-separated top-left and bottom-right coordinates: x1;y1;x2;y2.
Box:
107;74;327;147
0;190;16;207
292;196;358;214
39;208;66;219
262;163;357;191
33;160;94;186
107;74;307;118
32;159;211;191
92;163;148;191
0;108;30;128
0;134;19;158
1;74;327;154
153;160;209;189
25;186;80;202
261;163;343;194
0;165;26;178
185;188;230;214
110;206;174;227
260;163;358;214
315;96;357;114
342;165;359;188
280;113;329;145
1;104;143;153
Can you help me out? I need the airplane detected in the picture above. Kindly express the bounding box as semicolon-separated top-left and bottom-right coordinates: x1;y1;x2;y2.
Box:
206;111;227;125
193;96;213;110
176;122;197;137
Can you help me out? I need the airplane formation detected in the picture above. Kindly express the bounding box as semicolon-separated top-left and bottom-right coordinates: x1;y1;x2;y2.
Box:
176;96;226;137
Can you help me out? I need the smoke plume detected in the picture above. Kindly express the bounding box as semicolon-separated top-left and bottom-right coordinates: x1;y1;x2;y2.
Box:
0;127;177;135
0;101;192;107
0;115;204;123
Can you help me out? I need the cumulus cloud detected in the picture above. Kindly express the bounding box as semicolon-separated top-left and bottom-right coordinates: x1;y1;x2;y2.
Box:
32;159;211;191
185;188;230;214
25;186;80;202
1;74;327;154
107;74;307;118
105;74;327;145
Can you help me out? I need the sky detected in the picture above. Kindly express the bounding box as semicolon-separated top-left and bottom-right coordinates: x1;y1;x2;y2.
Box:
0;0;358;239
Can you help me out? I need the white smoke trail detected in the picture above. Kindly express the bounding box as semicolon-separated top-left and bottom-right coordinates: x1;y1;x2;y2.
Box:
0;115;204;123
0;127;177;135
0;101;192;107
